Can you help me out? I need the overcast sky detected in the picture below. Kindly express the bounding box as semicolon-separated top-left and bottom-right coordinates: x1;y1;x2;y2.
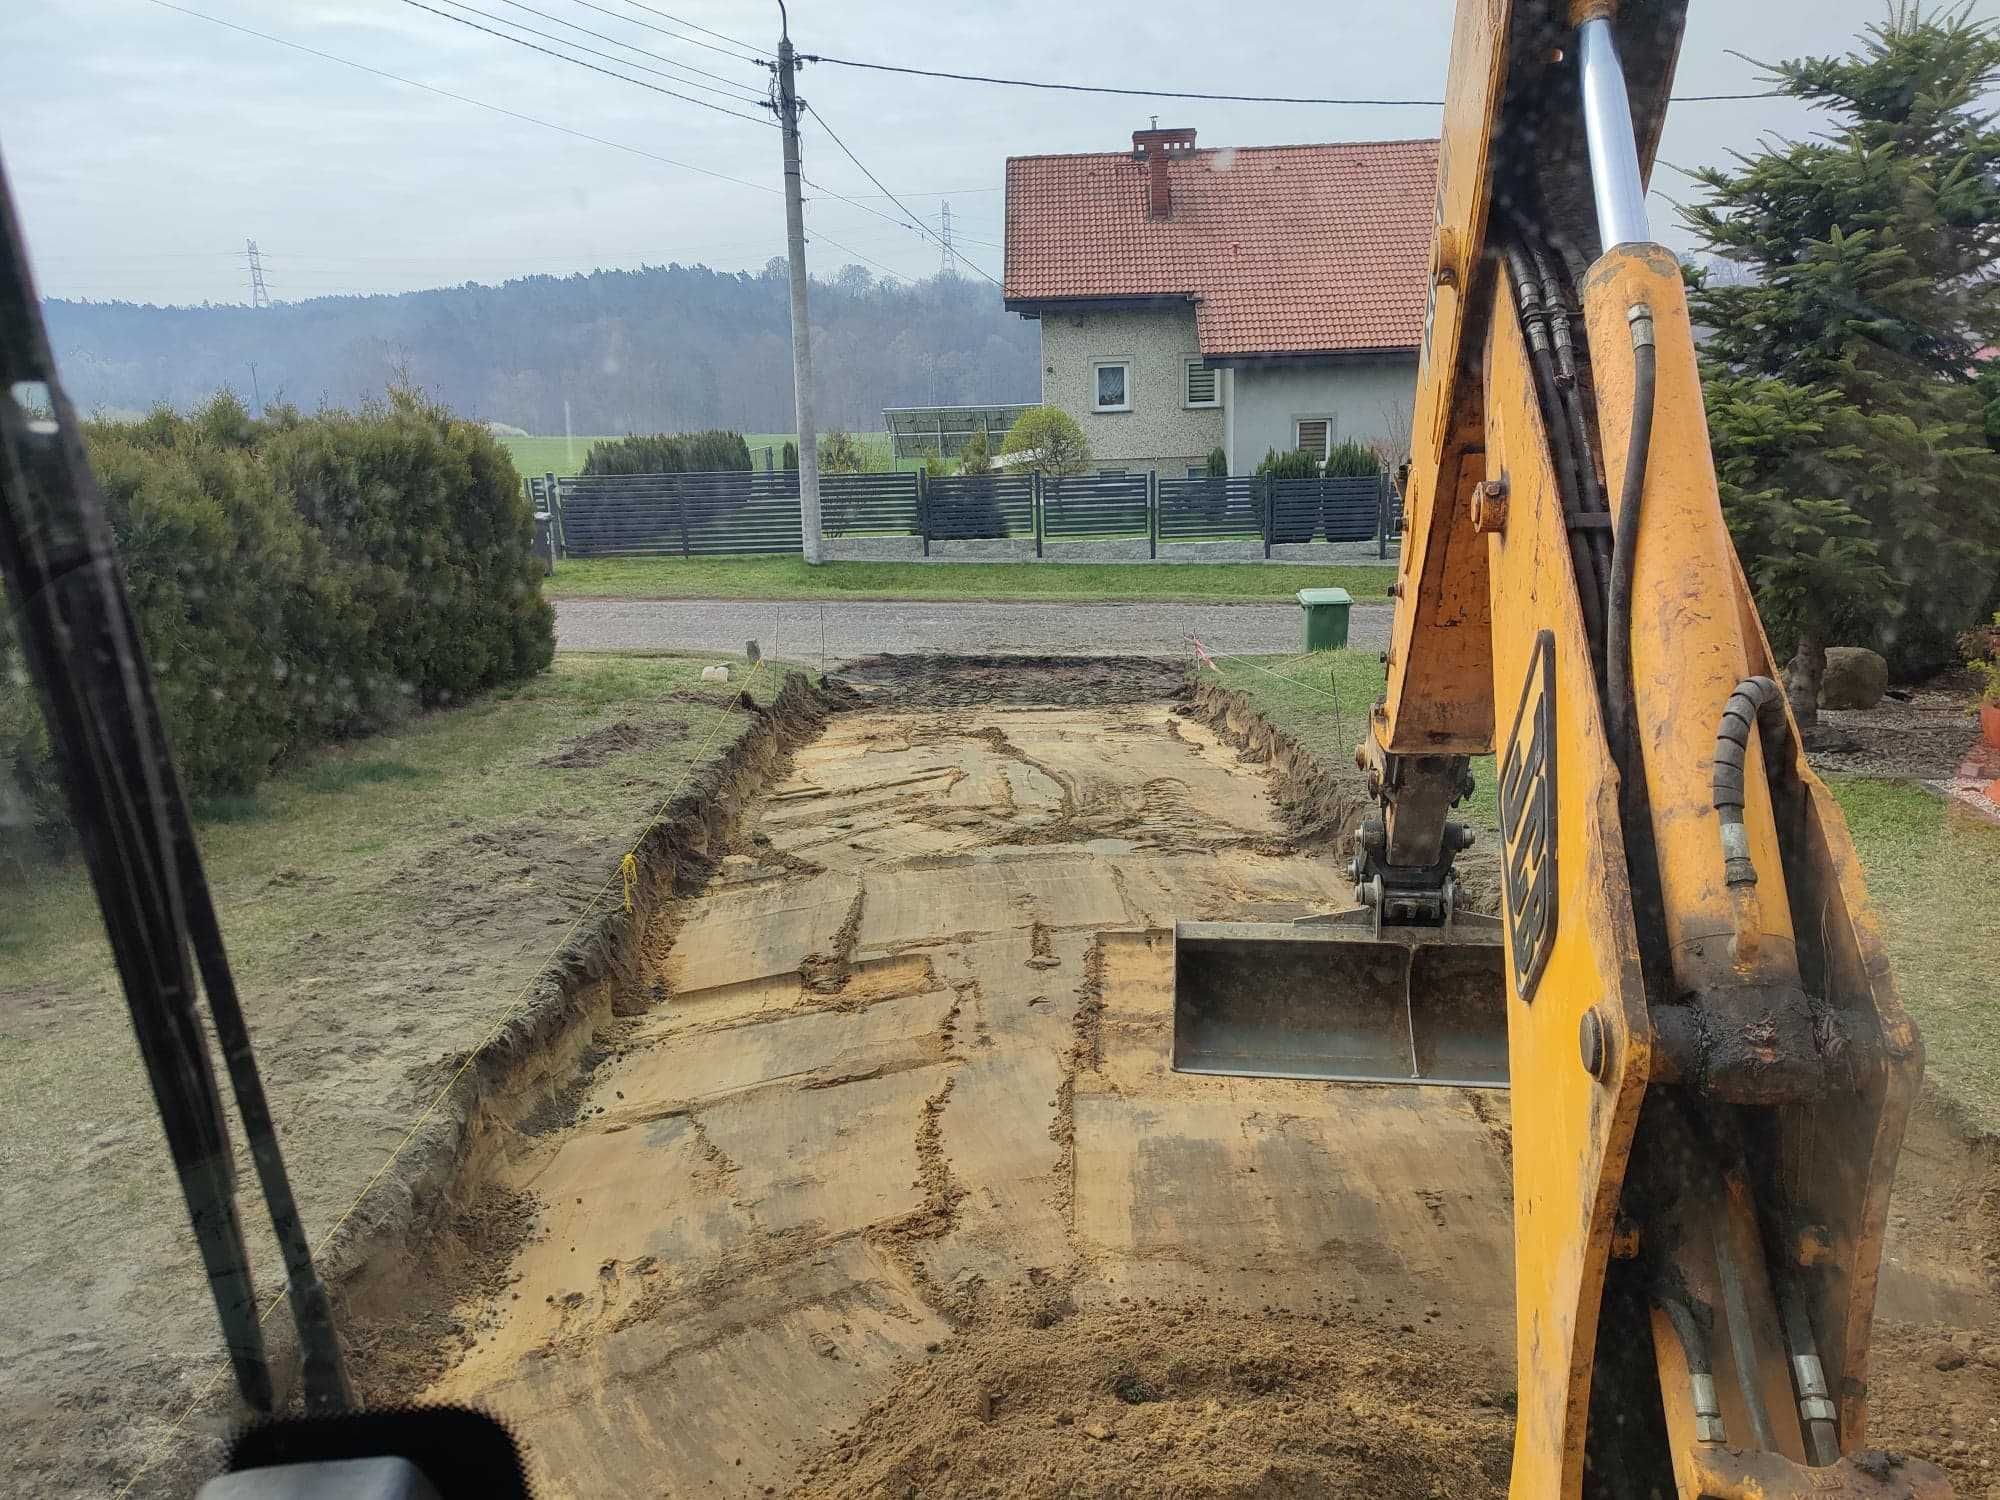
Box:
2;0;1987;306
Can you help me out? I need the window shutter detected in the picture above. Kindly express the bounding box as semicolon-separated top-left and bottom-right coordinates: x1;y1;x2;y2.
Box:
1186;362;1217;405
1296;419;1329;457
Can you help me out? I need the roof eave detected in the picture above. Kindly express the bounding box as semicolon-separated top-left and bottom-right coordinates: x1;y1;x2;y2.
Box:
1004;293;1200;318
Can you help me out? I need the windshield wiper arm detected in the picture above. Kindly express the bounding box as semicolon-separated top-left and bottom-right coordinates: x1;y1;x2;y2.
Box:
0;147;349;1417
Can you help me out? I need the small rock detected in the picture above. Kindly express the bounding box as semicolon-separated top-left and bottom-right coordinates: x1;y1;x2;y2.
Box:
1084;1423;1115;1442
1932;1346;1967;1372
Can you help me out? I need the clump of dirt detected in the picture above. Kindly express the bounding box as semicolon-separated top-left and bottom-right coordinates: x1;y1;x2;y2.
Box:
800;887;866;994
789;1302;1514;1499
1860;1320;2000;1492
840;654;1188;708
537;717;687;768
340;1183;539;1402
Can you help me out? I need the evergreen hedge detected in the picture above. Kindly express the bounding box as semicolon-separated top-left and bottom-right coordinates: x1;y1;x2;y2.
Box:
0;390;555;845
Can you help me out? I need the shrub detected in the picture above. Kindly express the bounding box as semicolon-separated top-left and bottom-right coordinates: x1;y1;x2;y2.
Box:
581;430;751;476
1205;446;1228;478
999;406;1090;477
1322;439;1381;479
0;389;555;845
1256;447;1321;481
818;429;864;475
958;428;990;475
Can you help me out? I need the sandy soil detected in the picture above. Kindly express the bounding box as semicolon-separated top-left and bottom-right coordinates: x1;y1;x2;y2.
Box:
389;662;1998;1499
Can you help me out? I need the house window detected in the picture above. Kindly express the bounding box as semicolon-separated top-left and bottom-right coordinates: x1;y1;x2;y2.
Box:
1184;361;1219;408
1294;417;1333;458
1186;465;1207;480
1099;467;1127;476
1092;360;1131;412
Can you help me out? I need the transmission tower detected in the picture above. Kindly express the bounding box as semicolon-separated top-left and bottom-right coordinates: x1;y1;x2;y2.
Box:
245;239;270;309
938;201;956;277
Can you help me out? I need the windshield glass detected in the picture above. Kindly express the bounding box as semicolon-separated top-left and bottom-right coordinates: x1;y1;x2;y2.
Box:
2;3;1997;1498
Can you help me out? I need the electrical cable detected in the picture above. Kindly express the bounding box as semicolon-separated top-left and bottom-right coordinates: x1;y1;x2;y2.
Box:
799;52;1780;106
616;0;768;62
402;0;775;126
141;1;779;194
802;104;1002;286
484;0;770;100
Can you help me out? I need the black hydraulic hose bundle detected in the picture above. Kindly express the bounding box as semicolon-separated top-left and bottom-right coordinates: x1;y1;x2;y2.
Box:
1504;236;1609;673
0;152;349;1415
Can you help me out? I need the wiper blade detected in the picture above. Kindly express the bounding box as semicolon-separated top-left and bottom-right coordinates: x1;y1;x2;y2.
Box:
0;145;348;1417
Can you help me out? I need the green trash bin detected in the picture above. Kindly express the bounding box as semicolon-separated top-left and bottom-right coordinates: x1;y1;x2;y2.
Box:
1296;587;1353;651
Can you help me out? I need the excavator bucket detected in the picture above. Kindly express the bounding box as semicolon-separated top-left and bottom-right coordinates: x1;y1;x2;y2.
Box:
1170;910;1509;1086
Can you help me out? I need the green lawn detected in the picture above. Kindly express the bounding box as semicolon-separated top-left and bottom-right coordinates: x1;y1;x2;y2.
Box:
546;555;1393;604
0;654;796;985
1206;652;2000;1131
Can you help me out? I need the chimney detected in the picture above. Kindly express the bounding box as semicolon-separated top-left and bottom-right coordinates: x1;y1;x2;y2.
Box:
1131;125;1196;218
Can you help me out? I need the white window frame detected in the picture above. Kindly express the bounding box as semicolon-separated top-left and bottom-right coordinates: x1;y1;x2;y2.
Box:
1294;416;1335;459
1184;359;1220;409
1091;358;1133;413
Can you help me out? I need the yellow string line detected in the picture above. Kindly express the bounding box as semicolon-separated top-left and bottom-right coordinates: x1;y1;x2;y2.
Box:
117;659;767;1496
1188;634;1347;707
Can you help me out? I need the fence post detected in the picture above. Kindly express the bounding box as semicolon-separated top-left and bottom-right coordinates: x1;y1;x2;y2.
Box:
1262;477;1273;559
675;474;691;559
1377;473;1389;560
1147;471;1158;559
917;467;930;557
544;473;566;559
1033;473;1044;559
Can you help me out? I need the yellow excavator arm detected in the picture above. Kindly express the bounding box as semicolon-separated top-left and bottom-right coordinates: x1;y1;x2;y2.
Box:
1374;1;1944;1494
1174;1;1950;1495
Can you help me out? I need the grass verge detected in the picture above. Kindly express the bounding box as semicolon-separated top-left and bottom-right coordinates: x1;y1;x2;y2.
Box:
1206;653;1999;1131
546;555;1394;605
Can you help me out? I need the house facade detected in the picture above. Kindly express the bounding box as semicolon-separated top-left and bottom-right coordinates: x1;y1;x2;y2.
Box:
1004;129;1436;477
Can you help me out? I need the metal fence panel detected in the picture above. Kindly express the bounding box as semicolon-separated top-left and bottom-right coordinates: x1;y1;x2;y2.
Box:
1042;473;1150;539
923;473;1033;540
820;471;919;536
556;470;803;556
1270;476;1382;543
1157;477;1265;541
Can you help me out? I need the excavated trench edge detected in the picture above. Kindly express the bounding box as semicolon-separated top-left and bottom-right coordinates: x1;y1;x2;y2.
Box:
220;673;852;1443
1181;673;1364;850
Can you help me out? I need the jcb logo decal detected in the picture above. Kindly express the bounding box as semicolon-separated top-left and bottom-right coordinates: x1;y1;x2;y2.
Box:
1500;630;1557;1001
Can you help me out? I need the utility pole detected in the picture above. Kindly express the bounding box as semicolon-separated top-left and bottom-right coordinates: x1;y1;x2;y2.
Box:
247;362;262;417
774;3;823;563
244;239;270;310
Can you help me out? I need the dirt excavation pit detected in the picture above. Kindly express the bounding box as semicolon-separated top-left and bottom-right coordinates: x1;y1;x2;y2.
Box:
388;659;1999;1499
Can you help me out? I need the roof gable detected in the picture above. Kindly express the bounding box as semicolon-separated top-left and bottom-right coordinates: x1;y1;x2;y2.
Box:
1004;137;1439;358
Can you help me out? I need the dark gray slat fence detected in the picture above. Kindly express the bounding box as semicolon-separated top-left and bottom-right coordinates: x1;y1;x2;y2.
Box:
820;471;920;537
1156;477;1266;541
1269;476;1385;544
556;471;803;556
921;472;1034;542
1040;473;1152;540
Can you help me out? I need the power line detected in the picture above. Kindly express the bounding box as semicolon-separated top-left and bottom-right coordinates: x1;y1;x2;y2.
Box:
615;0;768;63
806;228;908;283
400;0;776;127
484;0;768;100
799;52;1780;106
803;104;1002;286
141;1;779;193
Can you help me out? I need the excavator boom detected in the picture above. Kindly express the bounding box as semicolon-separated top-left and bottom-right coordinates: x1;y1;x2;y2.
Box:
1174;2;1947;1495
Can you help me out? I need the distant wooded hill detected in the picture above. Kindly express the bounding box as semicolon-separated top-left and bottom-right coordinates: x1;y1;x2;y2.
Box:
41;259;1040;434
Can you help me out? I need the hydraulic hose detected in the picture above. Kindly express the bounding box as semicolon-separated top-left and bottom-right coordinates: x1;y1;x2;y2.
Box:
1711;675;1786;887
1504;238;1608;666
1606;303;1656;769
1530;237;1615;592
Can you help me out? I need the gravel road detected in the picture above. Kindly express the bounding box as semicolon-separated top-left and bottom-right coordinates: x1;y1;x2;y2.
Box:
555;597;1392;665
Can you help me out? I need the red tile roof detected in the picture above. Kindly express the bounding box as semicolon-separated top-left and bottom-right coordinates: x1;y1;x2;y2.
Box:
1004;137;1439;358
